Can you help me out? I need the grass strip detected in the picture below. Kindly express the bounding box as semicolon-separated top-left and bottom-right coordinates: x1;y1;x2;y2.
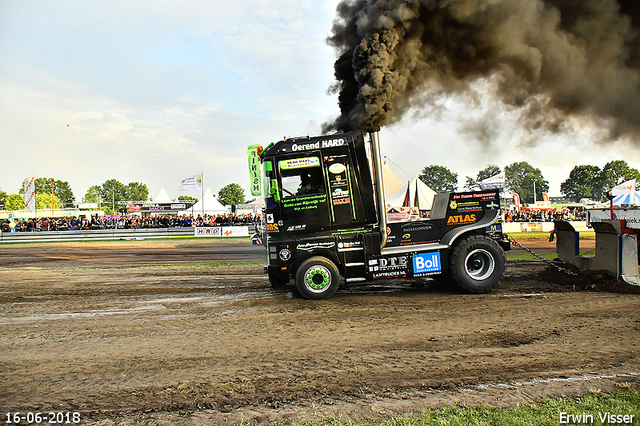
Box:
506;251;595;261
284;387;639;426
507;231;595;240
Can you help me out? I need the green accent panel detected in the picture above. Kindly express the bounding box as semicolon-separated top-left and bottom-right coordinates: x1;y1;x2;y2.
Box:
271;179;280;202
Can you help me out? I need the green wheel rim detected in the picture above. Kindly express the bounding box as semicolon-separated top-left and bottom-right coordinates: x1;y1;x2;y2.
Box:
304;265;332;293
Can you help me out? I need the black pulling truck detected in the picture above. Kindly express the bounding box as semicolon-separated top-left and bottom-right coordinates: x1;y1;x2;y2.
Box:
255;130;510;299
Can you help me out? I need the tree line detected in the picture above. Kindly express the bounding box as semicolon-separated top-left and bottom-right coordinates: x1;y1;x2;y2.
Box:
419;160;639;204
0;179;250;215
1;161;637;213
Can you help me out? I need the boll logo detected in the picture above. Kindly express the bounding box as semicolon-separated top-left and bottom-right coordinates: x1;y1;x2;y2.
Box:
413;252;441;274
447;214;477;225
449;200;457;210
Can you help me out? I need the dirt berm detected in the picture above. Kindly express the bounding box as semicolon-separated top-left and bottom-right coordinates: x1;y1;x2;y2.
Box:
0;238;638;425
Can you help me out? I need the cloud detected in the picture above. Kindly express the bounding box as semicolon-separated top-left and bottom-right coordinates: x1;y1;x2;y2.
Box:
0;0;341;200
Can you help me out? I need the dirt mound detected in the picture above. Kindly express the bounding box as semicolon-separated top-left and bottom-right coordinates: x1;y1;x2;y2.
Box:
537;265;640;294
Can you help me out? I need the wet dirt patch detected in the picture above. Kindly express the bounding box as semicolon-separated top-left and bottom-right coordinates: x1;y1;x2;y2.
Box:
0;240;638;425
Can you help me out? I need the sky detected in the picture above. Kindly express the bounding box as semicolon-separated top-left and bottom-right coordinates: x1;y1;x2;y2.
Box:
1;0;638;203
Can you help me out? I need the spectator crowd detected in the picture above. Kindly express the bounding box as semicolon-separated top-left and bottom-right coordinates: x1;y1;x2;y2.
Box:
1;208;589;233
1;213;262;233
503;207;587;223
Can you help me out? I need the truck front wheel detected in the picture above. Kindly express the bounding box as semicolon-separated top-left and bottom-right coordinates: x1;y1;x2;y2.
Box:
295;257;340;300
450;235;506;294
268;269;290;289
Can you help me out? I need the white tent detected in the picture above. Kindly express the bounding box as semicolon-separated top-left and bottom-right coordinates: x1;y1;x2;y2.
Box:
236;197;264;215
386;176;437;211
382;160;405;197
153;188;173;203
178;188;228;216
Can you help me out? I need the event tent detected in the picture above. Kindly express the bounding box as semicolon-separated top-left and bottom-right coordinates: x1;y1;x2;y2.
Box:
178;188;228;216
385;176;437;210
382;160;405;197
153;188;173;203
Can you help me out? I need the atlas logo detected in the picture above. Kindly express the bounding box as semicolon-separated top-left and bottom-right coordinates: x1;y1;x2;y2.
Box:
447;214;477;225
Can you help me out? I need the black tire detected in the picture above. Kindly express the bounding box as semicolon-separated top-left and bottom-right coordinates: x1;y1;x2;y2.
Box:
268;269;290;289
450;235;506;294
295;256;340;300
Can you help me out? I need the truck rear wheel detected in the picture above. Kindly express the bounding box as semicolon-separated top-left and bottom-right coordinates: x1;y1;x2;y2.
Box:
450;235;506;294
295;257;340;300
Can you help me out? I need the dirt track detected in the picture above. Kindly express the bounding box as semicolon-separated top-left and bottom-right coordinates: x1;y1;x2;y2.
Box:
1;237;639;425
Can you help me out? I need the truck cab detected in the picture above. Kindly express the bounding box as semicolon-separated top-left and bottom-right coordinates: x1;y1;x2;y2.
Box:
258;130;509;299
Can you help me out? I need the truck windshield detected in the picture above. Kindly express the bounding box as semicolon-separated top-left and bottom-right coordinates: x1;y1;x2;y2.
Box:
279;157;325;198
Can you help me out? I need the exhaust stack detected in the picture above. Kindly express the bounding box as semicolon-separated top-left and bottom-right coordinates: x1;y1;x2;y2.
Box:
369;131;387;249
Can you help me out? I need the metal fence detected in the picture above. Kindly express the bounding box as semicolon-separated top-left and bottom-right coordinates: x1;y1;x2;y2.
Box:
0;227;196;243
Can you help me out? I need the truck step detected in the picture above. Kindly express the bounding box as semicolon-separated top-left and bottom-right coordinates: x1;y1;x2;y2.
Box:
346;277;367;283
345;262;365;267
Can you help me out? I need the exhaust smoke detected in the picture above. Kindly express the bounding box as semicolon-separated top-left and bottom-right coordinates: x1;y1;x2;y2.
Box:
323;0;640;140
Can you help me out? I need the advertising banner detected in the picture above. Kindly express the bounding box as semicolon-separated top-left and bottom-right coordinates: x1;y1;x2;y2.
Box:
247;145;262;196
194;226;250;237
22;175;36;213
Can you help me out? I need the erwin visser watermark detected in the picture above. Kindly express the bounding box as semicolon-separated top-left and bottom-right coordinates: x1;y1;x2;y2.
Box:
560;411;635;424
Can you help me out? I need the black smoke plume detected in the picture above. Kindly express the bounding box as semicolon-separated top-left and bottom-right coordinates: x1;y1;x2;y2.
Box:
323;0;640;139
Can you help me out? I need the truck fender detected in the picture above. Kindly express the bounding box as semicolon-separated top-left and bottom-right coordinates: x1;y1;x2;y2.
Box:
440;209;500;247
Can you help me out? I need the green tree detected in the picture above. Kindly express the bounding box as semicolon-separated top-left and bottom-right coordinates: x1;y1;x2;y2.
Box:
126;182;149;202
419;165;458;193
0;187;7;209
81;179;150;214
31;177;75;208
4;194;25;210
560;165;602;202
36;193;61;210
464;164;501;191
83;185;102;203
218;183;247;205
598;160;640;196
505;161;549;204
102;180;128;214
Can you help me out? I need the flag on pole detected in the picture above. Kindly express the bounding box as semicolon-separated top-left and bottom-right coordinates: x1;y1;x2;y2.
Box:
480;171;506;189
247;145;262;196
610;179;639;205
513;193;521;209
542;192;549;202
23;175;36;213
179;173;203;191
611;179;635;197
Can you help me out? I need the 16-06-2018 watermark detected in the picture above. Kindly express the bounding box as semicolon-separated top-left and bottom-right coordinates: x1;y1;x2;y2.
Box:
560;411;635;424
4;412;81;424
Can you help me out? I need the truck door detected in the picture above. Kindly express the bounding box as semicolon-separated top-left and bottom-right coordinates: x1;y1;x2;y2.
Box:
278;156;331;233
325;154;356;227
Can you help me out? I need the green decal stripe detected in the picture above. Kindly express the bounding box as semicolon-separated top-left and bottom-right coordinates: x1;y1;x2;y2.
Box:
346;165;356;220
327;170;335;222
